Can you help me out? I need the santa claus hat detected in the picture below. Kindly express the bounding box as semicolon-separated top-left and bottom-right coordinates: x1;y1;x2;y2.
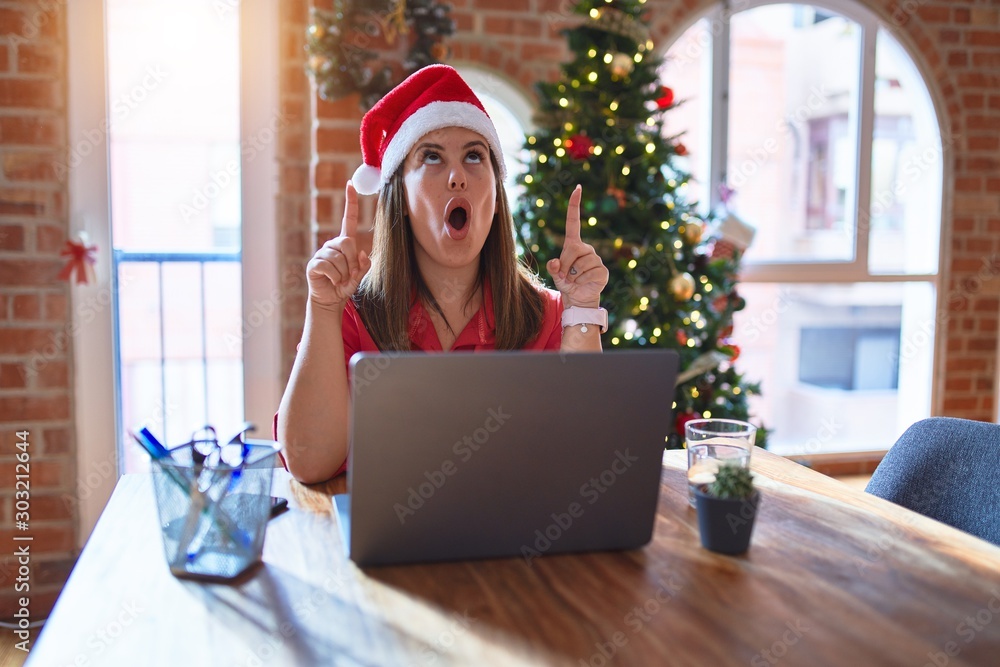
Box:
351;64;506;195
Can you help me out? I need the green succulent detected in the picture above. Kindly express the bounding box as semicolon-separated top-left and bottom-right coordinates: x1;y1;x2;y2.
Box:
708;464;755;500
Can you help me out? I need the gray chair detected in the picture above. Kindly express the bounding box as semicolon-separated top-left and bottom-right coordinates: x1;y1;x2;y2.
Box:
865;417;1000;546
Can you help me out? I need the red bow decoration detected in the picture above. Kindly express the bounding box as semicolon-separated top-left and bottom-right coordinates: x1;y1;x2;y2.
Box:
58;235;98;285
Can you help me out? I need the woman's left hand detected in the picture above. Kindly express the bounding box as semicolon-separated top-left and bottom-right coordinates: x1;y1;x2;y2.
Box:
546;185;609;308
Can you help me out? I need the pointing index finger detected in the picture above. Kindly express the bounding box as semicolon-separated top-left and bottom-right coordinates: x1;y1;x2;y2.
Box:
340;180;358;239
565;184;582;243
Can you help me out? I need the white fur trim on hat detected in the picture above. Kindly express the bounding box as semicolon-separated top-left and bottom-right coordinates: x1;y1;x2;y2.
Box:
376;100;506;192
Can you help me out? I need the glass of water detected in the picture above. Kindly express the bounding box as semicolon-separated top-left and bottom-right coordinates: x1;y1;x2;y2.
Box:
685;419;757;506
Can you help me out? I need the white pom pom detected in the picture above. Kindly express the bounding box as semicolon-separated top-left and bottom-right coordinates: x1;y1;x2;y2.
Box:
352;164;381;196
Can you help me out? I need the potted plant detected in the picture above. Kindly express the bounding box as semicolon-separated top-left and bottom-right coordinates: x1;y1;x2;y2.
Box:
692;463;761;555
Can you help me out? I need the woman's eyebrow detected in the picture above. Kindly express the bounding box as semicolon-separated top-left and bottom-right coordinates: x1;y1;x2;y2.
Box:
413;141;488;152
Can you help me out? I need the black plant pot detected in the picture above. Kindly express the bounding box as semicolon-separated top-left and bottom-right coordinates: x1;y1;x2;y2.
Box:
693;487;761;555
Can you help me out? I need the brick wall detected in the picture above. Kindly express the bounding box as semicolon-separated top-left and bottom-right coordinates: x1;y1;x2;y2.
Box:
0;0;75;620
288;0;1000;421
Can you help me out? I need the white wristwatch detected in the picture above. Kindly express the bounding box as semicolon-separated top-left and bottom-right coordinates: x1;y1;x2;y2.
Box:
561;306;608;334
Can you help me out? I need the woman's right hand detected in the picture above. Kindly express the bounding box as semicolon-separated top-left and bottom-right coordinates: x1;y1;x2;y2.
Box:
306;181;372;312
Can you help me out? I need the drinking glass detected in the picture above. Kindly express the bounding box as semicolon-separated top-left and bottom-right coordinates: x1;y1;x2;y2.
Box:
685;419;757;506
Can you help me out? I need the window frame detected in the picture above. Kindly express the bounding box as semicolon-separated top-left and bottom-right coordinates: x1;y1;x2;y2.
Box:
662;0;950;427
68;0;282;545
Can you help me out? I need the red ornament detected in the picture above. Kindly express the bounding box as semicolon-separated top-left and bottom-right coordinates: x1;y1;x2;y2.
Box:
675;142;688;156
656;86;674;109
719;339;741;362
675;410;701;436
58;234;98;285
676;329;688;345
566;134;594;160
711;295;729;313
606;186;626;208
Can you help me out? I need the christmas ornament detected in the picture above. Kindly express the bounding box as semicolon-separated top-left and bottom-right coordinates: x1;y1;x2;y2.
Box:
599;195;619;214
606;186;627;208
675;410;701;436
720;341;741;362
683;221;704;245
566;133;594;160
669;272;696;301
676;351;731;384
610;52;634;78
711;294;729;313
675;142;688;156
656;86;674;109
58;233;98;285
676;329;688;345
710;213;756;260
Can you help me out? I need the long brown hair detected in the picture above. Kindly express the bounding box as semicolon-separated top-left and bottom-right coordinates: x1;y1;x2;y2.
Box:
354;152;546;350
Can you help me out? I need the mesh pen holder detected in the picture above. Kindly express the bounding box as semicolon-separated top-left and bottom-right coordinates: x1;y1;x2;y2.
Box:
151;439;280;581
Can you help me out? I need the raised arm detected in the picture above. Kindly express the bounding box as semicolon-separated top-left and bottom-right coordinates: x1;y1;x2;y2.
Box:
277;182;371;483
547;185;609;353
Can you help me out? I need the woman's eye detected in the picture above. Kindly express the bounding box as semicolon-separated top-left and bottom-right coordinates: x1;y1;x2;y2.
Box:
422;151;441;164
466;151;484;163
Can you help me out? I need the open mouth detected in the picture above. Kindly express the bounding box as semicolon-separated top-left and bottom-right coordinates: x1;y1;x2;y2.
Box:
444;198;471;232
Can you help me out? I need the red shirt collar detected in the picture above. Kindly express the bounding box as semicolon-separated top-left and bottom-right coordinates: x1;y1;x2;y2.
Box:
407;275;496;351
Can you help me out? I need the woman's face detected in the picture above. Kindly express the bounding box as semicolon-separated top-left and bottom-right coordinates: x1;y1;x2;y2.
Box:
402;126;497;274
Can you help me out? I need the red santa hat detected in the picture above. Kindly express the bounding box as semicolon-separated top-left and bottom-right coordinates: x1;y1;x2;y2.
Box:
351;64;506;195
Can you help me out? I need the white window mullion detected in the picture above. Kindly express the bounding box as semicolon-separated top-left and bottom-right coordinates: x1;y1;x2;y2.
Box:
852;17;878;275
708;5;730;213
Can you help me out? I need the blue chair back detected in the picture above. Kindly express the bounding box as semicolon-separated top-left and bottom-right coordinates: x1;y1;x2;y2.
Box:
866;417;1000;546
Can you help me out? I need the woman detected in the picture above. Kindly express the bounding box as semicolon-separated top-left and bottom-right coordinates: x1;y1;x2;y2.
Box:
278;65;609;483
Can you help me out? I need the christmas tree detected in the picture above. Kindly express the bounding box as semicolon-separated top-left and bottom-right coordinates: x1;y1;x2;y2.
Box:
514;0;766;448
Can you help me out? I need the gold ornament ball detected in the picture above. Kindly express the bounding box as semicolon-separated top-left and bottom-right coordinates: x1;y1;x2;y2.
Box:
669;272;696;301
684;222;704;245
610;52;634;77
308;23;325;40
309;54;329;72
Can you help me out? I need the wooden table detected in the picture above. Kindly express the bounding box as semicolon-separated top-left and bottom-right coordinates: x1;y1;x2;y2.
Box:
26;448;1000;666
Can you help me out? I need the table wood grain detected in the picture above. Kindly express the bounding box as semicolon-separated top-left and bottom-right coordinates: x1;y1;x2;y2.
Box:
26;448;1000;666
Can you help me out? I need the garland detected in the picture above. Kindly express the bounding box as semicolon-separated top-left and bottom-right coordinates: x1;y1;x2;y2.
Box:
305;0;455;110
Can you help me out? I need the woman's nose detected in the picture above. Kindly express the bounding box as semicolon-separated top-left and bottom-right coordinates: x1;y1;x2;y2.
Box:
448;166;467;191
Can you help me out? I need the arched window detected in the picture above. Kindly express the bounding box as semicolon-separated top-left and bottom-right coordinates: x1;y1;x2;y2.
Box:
457;66;534;198
662;1;942;454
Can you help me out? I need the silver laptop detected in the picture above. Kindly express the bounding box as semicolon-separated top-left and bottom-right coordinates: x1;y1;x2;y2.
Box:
333;350;679;566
